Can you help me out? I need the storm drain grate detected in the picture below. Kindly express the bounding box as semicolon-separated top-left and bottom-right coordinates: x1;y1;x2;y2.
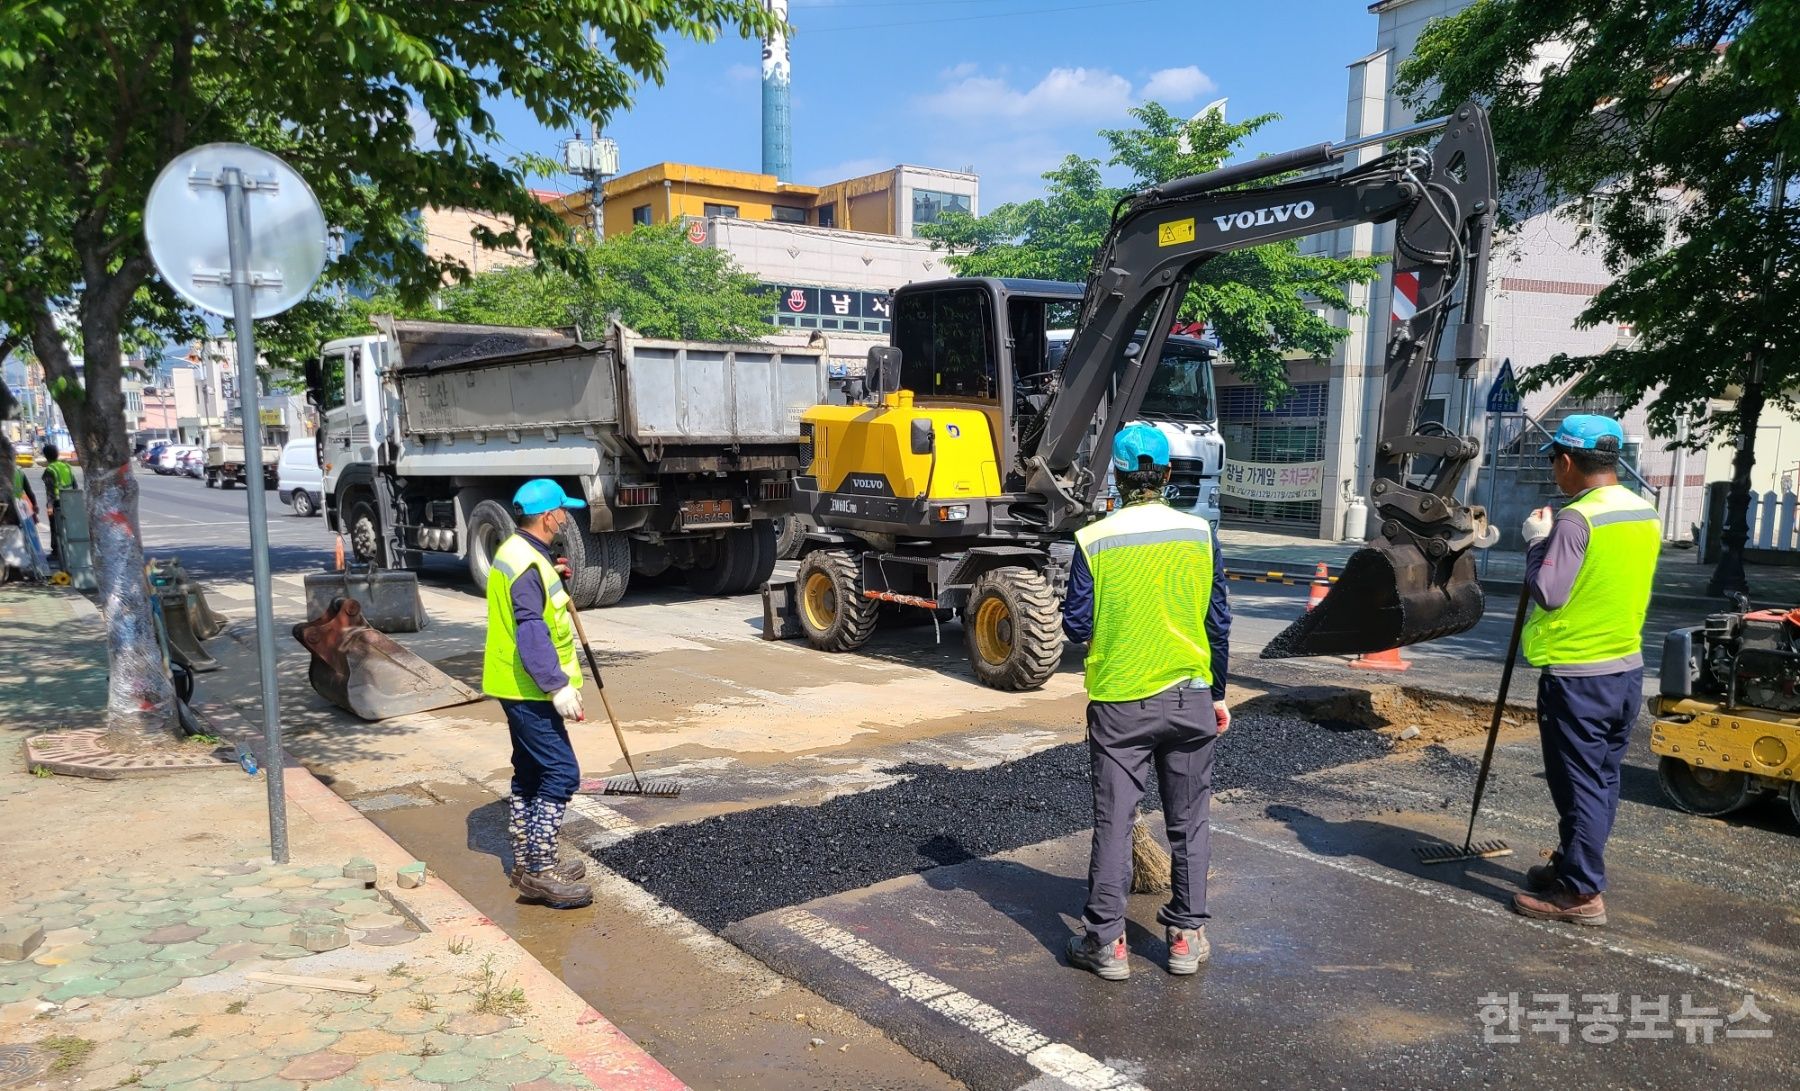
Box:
0;1045;54;1088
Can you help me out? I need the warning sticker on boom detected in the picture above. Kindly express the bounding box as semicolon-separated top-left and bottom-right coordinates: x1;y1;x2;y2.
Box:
1158;218;1196;247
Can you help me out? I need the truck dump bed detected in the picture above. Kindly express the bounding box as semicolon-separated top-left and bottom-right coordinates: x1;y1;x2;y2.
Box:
377;317;824;448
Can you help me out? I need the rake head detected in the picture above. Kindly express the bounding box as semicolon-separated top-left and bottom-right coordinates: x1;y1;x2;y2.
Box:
578;777;682;798
1416;838;1512;865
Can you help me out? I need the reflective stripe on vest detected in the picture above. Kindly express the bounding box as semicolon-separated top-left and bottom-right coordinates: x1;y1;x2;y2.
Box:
1521;484;1660;668
1073;501;1214;703
481;534;583;700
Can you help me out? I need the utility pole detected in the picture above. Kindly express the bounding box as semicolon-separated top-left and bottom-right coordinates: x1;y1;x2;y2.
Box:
562;26;619;240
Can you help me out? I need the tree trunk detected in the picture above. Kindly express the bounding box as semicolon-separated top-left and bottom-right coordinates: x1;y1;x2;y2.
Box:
31;296;178;740
1708;375;1763;599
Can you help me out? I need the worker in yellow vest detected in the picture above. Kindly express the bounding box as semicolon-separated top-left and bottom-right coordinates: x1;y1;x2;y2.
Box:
1513;415;1659;927
1061;423;1231;981
481;479;593;910
41;444;75;562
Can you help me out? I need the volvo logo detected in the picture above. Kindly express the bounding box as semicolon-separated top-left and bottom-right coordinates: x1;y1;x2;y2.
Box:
1213;201;1316;233
849;476;885;491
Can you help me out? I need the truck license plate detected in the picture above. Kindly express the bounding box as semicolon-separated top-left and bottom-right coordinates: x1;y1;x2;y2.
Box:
682;499;734;525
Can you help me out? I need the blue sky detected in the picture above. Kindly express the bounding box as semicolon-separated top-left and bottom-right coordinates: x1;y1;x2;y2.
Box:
487;0;1378;208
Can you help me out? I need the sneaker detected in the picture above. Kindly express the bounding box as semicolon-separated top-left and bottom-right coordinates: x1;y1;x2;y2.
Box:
1066;932;1130;981
1511;888;1606;926
1165;926;1210;975
514;868;593;910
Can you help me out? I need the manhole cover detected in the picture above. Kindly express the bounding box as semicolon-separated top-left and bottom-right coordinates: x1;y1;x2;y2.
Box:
0;1045;54;1088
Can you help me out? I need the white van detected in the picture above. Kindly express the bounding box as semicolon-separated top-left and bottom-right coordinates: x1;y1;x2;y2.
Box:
276;438;323;516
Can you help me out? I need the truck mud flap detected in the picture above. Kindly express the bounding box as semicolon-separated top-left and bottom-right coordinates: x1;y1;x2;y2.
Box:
761;577;803;641
292;597;479;722
304;566;427;633
1261;537;1484;659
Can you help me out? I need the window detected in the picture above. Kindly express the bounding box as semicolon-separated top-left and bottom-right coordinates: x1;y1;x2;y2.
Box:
816;203;836;228
910;188;972;235
704;203;740;218
895;287;996;401
631;204;652;226
1139;342;1217;423
773;205;806;224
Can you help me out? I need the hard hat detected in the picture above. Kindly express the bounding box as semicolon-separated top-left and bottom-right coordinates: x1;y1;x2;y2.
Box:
1111;422;1171;471
512;479;587;516
1540;414;1625;453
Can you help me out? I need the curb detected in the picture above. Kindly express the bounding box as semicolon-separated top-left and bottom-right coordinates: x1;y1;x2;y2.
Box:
197;699;687;1091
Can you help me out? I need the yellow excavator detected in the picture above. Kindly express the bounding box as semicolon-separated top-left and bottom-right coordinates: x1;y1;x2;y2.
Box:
771;104;1500;689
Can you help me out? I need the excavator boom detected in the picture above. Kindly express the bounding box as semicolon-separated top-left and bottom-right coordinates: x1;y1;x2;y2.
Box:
1023;103;1498;658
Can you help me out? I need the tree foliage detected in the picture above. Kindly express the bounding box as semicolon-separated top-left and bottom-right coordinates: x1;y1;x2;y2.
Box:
918;103;1384;398
1396;0;1799;443
0;0;775;737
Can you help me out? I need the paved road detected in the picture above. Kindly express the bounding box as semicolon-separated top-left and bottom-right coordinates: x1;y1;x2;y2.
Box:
136;469;1800;1090
134;463;335;578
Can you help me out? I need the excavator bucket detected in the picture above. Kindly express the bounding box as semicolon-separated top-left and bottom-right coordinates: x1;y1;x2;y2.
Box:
147;559;230;640
157;587;221;672
303;566;427;633
292;597;479;721
1261;536;1485;659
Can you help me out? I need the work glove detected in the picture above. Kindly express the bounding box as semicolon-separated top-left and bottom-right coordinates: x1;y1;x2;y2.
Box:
1214;701;1231;734
1522;506;1554;546
551;684;586;723
553;556;573;583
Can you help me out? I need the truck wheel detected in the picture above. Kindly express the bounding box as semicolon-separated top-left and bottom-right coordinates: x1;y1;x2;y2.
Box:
558;523;632;608
204;470;217;489
795;549;877;652
344;493;385;566
465;499;515;593
963;567;1063;691
686;521;778;597
1658;755;1754;817
775;515;808;560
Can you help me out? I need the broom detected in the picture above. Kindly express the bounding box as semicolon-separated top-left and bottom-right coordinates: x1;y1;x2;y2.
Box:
1131;809;1172;893
559;570;680;798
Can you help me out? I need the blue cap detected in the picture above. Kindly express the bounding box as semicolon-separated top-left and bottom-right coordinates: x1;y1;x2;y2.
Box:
1111;422;1171;471
512;479;587;515
1540;414;1625;454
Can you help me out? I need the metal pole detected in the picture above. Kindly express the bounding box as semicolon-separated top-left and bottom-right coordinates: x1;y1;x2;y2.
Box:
1482;412;1500;577
223;167;289;864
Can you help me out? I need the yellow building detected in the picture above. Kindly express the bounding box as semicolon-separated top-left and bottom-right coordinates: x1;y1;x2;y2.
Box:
552;163;978;240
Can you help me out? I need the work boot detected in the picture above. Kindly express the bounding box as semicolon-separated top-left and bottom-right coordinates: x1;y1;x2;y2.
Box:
1524;853;1561;893
1512;887;1606;926
1165;926;1210;975
508;855;587;882
1066;932;1130;981
513;867;593;910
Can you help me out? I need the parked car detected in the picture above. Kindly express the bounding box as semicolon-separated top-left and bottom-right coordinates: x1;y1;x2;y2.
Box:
140;441;170;469
152;445;195;475
177;449;206;479
276;438;323;517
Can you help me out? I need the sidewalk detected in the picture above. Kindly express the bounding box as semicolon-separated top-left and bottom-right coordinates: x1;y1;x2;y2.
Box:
0;586;681;1091
1219;523;1785;608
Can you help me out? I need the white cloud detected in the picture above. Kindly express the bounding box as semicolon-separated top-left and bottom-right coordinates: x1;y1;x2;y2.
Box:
918;66;1135;129
1140;65;1216;104
725;62;758;84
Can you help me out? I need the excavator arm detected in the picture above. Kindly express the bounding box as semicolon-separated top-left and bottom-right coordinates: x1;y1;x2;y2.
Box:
1022;103;1499;658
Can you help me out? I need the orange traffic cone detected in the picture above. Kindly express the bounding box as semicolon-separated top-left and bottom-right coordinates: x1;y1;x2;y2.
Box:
1353;644;1412;672
1305;561;1329;611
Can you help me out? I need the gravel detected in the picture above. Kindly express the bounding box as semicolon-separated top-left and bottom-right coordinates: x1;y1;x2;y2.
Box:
596;711;1402;930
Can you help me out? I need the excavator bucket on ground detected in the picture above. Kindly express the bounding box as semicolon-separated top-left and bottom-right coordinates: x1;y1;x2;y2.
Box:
147;559;230;640
157;586;221;672
303;566;427;633
293;597;478;721
1261;536;1485;659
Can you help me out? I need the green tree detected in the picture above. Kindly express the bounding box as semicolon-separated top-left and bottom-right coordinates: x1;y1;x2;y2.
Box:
0;0;775;740
919;103;1384;399
1397;0;1798;594
432;225;776;341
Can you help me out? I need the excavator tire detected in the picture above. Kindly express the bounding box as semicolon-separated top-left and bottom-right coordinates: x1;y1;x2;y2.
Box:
1789;781;1800;829
795;549;877;652
687;521;777;597
963;567;1063;691
562;523;631;608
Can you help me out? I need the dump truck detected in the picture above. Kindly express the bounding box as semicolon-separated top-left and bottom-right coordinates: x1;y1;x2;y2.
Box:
305;318;827;608
203;431;280;489
772;103;1500;688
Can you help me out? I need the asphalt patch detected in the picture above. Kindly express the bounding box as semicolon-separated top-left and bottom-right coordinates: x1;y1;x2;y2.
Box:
596;711;1399;930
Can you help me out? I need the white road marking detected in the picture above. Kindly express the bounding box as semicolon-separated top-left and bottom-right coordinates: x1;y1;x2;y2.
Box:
1213;822;1779;1002
780;909;1152;1091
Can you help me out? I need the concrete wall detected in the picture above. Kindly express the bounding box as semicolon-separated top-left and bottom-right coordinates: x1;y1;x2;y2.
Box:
700;217;955;291
418;206;532;275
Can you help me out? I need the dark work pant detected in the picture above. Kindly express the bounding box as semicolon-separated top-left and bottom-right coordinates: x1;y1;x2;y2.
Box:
1083;682;1218;942
1536;669;1643;895
502;699;579;804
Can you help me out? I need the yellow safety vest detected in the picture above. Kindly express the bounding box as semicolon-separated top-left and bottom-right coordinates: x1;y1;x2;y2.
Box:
1521;484;1660;668
1073;501;1215;703
45;461;73;496
481;534;583;700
